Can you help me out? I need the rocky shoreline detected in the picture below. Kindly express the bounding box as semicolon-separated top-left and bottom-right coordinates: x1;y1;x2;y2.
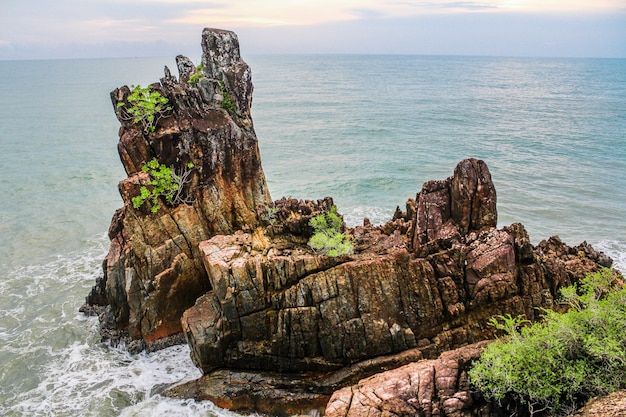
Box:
82;28;619;416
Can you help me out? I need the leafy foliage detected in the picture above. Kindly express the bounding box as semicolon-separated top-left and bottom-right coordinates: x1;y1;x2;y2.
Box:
308;206;353;257
469;268;626;416
116;85;172;132
260;205;280;225
188;63;205;84
219;81;235;116
132;159;194;213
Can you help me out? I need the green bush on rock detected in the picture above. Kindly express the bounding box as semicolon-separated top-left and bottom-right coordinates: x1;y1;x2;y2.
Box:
116;84;172;132
132;159;194;213
219;81;235;116
469;267;626;416
308;206;353;257
188;63;205;84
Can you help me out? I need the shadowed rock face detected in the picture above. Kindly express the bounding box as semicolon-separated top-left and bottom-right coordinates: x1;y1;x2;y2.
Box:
411;158;497;255
83;28;271;345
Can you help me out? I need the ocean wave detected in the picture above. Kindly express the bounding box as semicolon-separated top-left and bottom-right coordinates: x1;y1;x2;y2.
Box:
341;205;395;227
0;234;207;417
594;239;626;273
5;342;204;417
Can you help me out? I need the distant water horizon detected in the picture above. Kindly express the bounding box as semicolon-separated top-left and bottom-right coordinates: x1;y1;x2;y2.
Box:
0;55;624;416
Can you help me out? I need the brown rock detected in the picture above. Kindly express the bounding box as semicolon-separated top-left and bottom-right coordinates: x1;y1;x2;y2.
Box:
451;158;497;235
85;28;271;343
165;369;331;417
181;204;609;380
412;158;497;256
325;342;492;417
572;390;626;417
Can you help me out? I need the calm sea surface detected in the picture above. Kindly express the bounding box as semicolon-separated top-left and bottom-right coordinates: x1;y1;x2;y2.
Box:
1;55;625;415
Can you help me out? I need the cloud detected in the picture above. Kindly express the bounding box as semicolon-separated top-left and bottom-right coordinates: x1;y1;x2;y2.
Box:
395;1;498;11
348;8;386;18
435;2;498;10
0;0;624;59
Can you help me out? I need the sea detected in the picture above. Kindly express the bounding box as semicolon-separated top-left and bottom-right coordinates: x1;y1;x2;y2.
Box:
0;54;625;416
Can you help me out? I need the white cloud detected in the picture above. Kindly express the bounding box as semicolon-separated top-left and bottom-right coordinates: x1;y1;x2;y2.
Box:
0;0;624;59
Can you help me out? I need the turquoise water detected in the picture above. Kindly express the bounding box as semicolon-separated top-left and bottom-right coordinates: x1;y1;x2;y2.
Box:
0;55;625;415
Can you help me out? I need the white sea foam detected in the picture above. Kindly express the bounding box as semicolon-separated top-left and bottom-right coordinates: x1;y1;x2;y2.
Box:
342;205;395;227
118;397;248;417
0;235;217;417
6;341;206;417
594;239;626;274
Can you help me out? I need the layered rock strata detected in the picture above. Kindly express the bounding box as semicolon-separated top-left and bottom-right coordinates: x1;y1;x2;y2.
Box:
179;158;611;378
325;341;494;417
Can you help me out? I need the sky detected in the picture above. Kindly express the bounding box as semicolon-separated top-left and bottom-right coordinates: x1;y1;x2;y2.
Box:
0;0;625;60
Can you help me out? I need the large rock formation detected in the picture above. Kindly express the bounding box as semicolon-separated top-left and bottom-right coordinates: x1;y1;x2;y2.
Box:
83;28;272;346
178;157;610;378
84;28;618;416
170;156;613;414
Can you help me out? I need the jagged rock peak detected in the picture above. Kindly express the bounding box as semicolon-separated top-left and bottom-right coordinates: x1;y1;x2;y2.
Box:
200;28;252;117
411;158;497;255
85;28;271;345
202;28;242;75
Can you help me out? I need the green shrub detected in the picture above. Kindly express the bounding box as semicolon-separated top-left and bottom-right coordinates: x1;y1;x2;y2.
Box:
308;206;353;257
116;85;172;132
219;81;235;116
469;268;626;416
188;63;205;84
260;205;280;225
132;159;194;213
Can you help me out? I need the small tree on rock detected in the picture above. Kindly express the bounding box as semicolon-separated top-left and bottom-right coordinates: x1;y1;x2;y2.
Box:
308;206;353;257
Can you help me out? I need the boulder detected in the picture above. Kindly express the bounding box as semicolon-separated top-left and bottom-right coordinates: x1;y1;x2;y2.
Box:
325;341;494;417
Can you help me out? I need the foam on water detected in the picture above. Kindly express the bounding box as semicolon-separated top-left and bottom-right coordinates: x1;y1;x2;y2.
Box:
0;236;216;417
118;397;246;417
342;205;395;227
594;240;626;274
7;342;204;417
